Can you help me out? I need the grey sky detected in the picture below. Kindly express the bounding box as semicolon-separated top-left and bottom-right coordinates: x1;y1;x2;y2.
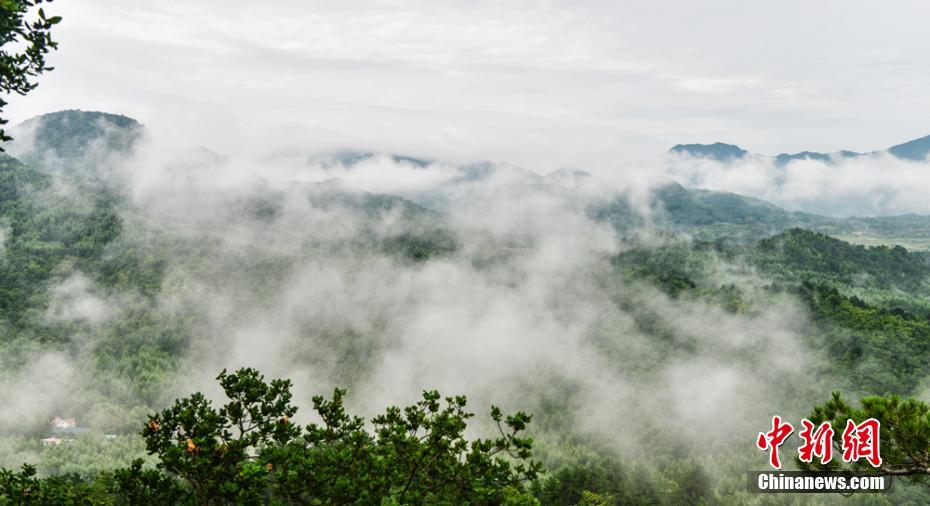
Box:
7;0;930;172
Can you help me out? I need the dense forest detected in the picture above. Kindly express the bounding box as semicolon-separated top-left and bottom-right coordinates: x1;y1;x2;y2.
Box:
2;111;930;504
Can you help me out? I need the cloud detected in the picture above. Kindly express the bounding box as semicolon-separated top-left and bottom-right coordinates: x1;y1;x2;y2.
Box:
45;274;114;325
666;152;930;216
54;128;825;458
3;0;929;479
8;1;930;171
0;352;76;428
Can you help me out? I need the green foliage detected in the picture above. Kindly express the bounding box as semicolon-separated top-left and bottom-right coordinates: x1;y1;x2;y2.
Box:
6;108;930;504
535;456;627;505
138;368;540;504
0;464;100;505
613;231;930;397
0;154;124;327
103;459;187;505
757;228;930;292
799;282;930;394
531;448;718;506
0;0;60;145
142;368;298;504
308;188;459;261
612;243;702;297
265;389;540;504
14;110;142;162
646;183;836;243
595;182;930;248
1;368;541;503
611;240;748;313
802;392;930;482
380;230;458;261
0;459;187;505
40;435;150;481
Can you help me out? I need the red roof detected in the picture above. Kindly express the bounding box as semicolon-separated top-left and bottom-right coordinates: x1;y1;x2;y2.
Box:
51;417;77;428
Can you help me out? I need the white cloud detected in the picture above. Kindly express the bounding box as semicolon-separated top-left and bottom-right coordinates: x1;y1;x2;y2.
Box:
666;152;930;216
5;1;930;172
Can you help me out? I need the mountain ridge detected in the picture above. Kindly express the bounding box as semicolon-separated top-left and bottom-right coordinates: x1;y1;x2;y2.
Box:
670;135;930;163
10;109;930;250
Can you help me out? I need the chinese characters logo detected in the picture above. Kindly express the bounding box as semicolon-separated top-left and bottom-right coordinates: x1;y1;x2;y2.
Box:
756;416;881;469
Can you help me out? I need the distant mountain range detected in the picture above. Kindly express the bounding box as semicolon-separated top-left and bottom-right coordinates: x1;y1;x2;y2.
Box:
670;135;930;164
7;110;930;250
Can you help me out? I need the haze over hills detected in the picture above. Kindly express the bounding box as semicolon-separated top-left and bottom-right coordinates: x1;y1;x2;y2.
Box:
8;0;930;498
670;134;930;164
6;109;930;503
8;109;930;250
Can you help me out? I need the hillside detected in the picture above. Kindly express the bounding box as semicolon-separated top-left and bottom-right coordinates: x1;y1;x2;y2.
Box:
756;228;930;292
590;181;930;248
4;110;930;503
8;110;142;164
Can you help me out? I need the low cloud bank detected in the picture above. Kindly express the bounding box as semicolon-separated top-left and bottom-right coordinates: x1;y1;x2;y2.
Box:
666;152;930;217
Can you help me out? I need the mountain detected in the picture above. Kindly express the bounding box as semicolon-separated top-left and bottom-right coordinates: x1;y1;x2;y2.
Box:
9;109;930;250
311;150;433;169
888;135;930;161
669;142;747;162
5;110;143;165
669;135;930;164
588;181;930;248
652;182;825;227
774;151;833;165
9;108;930;503
597;182;840;242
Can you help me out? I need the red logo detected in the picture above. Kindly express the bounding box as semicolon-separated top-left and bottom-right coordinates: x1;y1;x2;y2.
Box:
756;416;794;469
841;418;882;468
798;419;834;464
757;416;881;469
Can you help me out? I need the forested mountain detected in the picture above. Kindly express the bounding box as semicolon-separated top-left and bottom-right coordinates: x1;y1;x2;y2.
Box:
756;228;930;291
3;110;930;503
8;110;141;166
670;133;930;163
590;181;930;247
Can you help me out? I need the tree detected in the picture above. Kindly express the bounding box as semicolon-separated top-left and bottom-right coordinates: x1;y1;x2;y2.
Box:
264;389;540;505
142;368;299;504
0;464;101;505
141;367;541;504
800;391;930;481
104;458;188;506
1;0;61;146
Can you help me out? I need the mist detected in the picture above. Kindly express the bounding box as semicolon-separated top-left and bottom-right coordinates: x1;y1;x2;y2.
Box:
2;0;929;500
0;116;847;477
665;151;930;217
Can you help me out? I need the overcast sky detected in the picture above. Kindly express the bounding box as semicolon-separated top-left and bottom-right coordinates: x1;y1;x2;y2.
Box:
7;0;930;172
